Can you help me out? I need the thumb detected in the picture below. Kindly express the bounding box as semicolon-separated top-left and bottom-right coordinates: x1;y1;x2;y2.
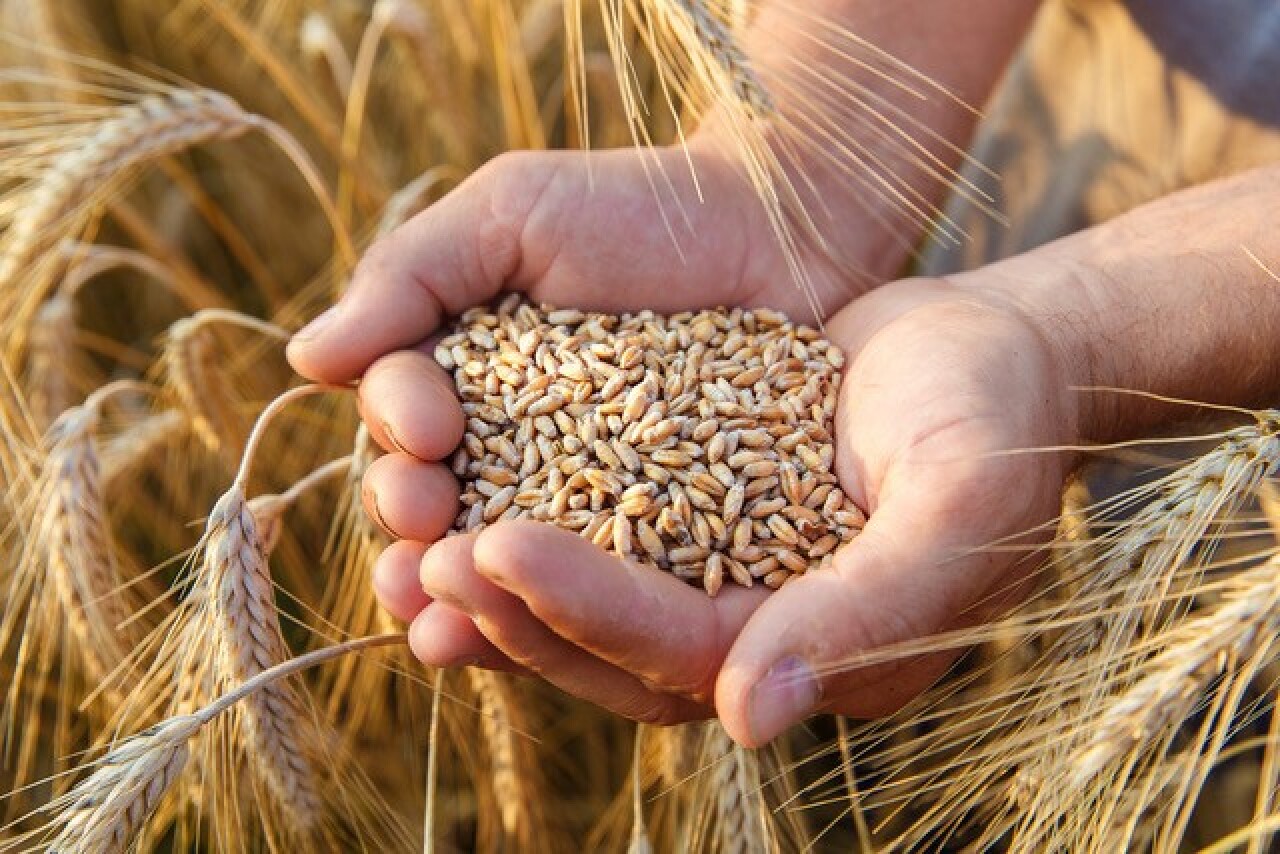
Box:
286;150;551;383
715;477;1012;747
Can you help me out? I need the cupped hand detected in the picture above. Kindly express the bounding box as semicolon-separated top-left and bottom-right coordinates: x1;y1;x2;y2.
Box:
364;279;1077;744
288;143;1077;746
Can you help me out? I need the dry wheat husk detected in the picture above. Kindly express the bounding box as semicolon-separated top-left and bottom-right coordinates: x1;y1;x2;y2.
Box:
440;295;863;593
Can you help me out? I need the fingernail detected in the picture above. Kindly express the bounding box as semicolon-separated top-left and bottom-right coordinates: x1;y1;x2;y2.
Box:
747;656;821;743
294;305;339;342
364;483;401;539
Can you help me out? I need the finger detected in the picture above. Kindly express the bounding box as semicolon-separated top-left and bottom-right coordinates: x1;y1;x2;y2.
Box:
372;540;432;622
422;532;707;724
473;520;766;702
287;147;754;383
362;455;458;541
716;470;1008;747
358;349;465;460
408;602;524;673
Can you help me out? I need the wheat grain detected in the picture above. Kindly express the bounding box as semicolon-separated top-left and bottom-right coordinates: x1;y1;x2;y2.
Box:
440;297;861;593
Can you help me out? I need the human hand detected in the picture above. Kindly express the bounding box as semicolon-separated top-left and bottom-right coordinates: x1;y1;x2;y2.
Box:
308;260;1077;744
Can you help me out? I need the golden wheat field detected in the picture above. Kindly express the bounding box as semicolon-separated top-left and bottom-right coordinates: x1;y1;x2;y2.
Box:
0;1;1278;852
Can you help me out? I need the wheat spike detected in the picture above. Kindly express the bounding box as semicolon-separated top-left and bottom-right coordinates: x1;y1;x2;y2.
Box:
160;309;288;464
299;12;354;99
41;407;133;688
162;314;246;457
42;717;198;854
26;296;77;426
822;414;1280;853
467;668;548;846
100;410;187;487
203;484;322;831
703;722;772;854
1071;553;1280;788
0;392;140;785
0;90;258;361
664;0;772;114
21;636;404;854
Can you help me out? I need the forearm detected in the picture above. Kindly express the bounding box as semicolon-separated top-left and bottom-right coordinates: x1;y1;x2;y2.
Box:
958;164;1280;441
702;0;1042;280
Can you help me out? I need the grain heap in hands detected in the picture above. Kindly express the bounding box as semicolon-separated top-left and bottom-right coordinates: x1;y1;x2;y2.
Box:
437;295;865;595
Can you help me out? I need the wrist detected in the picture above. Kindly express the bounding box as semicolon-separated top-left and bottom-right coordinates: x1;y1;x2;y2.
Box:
950;167;1280;443
945;260;1115;444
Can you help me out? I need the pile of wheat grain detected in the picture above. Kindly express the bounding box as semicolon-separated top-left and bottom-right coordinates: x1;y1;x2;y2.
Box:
438;296;864;594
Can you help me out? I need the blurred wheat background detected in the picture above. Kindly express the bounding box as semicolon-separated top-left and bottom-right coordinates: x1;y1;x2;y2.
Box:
0;1;1277;852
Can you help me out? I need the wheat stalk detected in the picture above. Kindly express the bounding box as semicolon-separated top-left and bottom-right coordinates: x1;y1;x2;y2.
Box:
629;725;655;854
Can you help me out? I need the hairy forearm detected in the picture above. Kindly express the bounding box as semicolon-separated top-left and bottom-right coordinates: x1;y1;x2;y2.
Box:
957;164;1280;441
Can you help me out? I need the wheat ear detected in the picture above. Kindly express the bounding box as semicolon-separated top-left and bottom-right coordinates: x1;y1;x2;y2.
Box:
42;716;199;854
0;384;149;786
100;410;187;487
704;722;772;854
23;635;403;854
1071;553;1280;787
41;405;134;689
468;668;547;845
663;0;773;114
203;482;322;831
0;90;257;360
160;309;288;461
26;295;77;426
300;12;354;99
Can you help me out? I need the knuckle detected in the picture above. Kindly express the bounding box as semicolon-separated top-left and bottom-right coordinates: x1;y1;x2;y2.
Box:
620;694;684;726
